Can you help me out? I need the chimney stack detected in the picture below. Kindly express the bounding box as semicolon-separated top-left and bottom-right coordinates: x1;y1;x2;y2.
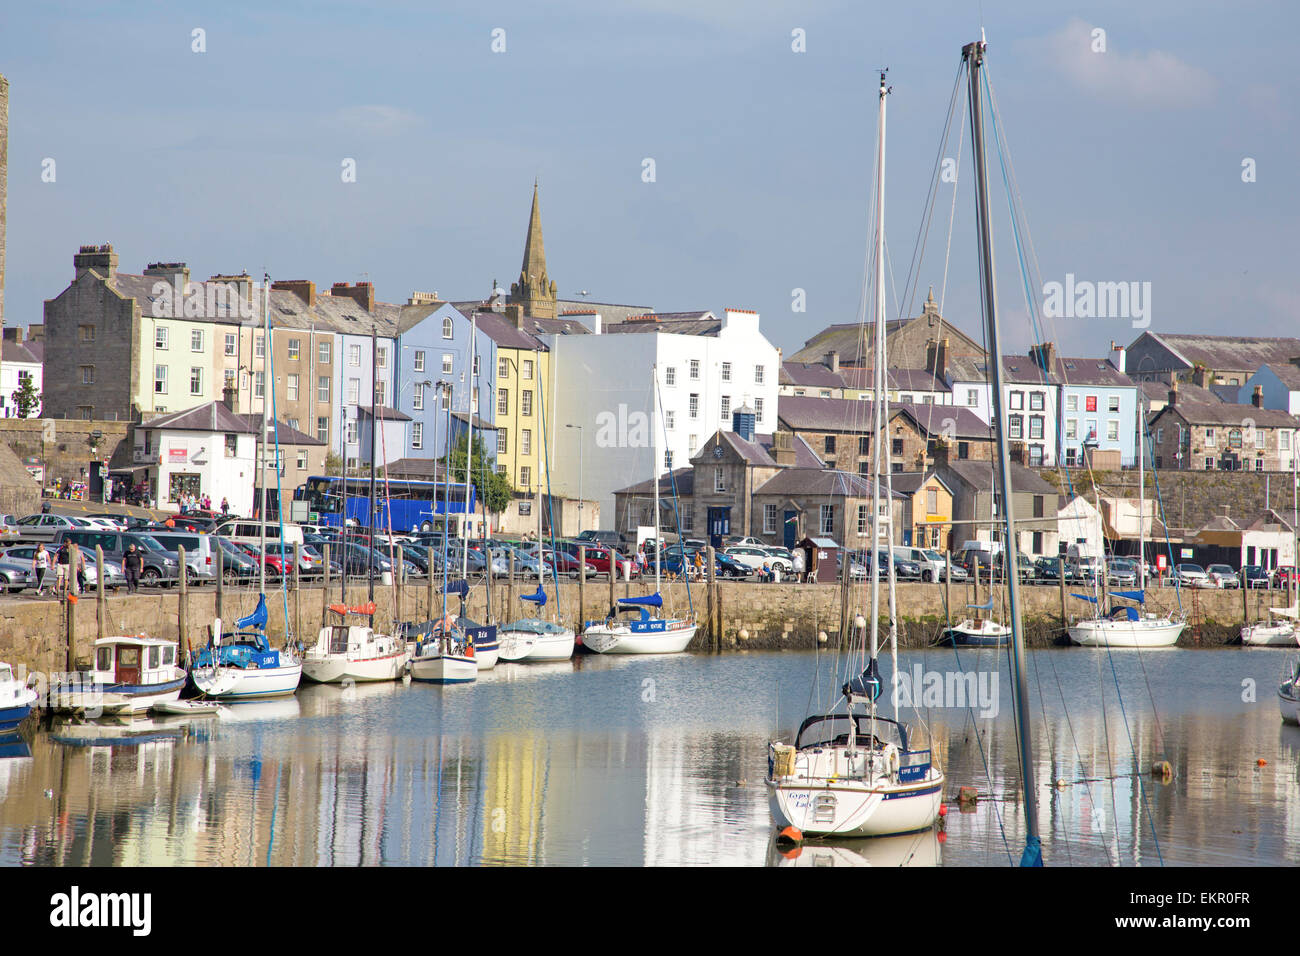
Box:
74;244;119;281
1109;340;1126;373
329;281;375;312
1028;341;1058;374
1167;374;1179;408
1253;385;1264;408
144;261;191;291
505;303;524;328
772;430;796;467
222;384;237;412
1191;365;1210;389
824;350;840;374
273;279;316;308
926;337;951;377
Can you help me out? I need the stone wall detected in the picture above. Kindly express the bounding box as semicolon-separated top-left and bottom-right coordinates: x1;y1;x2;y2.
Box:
0;575;1267;679
0;418;131;492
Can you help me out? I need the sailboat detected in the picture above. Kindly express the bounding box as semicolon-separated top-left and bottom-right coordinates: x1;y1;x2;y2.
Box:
1069;395;1184;647
1245;454;1299;647
302;321;409;683
408;578;479;683
768;71;944;838
581;364;697;655
947;550;1011;646
190;595;302;700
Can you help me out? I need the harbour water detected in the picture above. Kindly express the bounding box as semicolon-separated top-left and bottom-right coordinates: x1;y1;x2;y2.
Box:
1;648;1297;866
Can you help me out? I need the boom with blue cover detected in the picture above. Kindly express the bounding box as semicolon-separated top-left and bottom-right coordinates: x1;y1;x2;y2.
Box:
235;595;269;631
443;580;469;597
843;657;882;702
521;585;548;607
617;592;663;609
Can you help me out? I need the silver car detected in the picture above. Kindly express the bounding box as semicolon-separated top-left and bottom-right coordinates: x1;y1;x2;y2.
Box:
0;553;36;593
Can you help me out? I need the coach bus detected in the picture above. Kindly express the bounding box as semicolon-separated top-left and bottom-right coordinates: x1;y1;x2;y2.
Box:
293;475;482;537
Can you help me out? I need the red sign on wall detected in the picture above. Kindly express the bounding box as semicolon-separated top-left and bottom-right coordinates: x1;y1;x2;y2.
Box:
1085;396;1097;412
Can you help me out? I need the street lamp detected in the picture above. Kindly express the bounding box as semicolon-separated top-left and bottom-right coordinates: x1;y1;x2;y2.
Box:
566;424;583;534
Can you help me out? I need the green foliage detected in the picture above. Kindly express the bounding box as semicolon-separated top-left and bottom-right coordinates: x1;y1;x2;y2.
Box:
323;452;344;477
443;434;515;515
11;377;41;418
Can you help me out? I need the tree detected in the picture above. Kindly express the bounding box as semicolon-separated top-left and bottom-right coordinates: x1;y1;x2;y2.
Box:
323;452;344;477
443;434;515;516
11;377;41;418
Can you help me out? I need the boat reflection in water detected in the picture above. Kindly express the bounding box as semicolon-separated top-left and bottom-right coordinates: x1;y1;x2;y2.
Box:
766;830;942;867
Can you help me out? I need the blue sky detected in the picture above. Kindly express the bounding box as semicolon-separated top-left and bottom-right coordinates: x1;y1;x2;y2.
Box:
2;1;1295;360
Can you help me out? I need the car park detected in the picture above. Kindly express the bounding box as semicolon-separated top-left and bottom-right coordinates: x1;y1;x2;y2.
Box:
0;552;37;593
47;530;181;585
147;530;217;585
1206;564;1240;589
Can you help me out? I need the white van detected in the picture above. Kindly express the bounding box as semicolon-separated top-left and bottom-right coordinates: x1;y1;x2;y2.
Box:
214;519;304;549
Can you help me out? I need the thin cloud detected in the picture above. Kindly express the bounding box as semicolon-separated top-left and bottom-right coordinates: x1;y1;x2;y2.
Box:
1041;18;1217;109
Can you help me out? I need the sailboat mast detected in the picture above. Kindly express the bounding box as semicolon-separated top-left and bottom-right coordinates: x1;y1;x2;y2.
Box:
462;313;477;579
653;363;661;591
964;37;1041;865
258;275;271;596
368;323;378;607
1139;395;1145;585
868;74;888;670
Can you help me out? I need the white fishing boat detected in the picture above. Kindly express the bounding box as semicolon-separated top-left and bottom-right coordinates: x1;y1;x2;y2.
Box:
1280;660;1300;724
0;662;38;735
499;590;577;661
302;602;409;683
768;72;944;841
48;636;187;715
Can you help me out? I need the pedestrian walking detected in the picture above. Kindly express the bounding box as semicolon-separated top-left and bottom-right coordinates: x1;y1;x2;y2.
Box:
55;541;71;596
73;546;87;594
221;496;230;516
123;543;143;594
33;543;51;596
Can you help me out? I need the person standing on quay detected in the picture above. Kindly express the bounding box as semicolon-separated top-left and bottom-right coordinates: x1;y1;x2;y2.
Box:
124;543;143;594
33;543;51;596
55;540;71;596
221;496;230;516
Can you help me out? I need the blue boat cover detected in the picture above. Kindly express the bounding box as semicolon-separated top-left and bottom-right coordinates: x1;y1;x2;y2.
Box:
1112;589;1145;603
617;592;663;609
1070;593;1099;604
843;657;882;702
444;580;469;597
521;585;548;607
235;595;268;631
967;600;993;610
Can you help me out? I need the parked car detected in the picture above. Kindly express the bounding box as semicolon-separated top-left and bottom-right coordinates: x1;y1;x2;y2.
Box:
0;552;37;593
1206;564;1240;589
583;545;638;579
1239;565;1271;589
574;529;623;550
213;536;260;582
263;541;325;578
1175;563;1212;588
725;546;792;574
48;530;181;585
13;513;96;541
147;530;217;585
1105;558;1139;588
1275;566;1298;589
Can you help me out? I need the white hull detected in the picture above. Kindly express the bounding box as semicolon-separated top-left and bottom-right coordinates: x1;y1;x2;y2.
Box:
192;661;302;700
768;776;944;838
1242;622;1299;647
1070;618;1183;648
301;651;408;684
582;622;697;655
498;627;575;662
475;647;499;670
409;654;477;684
1281;682;1299;725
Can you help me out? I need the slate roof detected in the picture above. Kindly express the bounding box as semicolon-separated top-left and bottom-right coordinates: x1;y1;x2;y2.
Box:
233;414;325;446
1051;357;1134;388
777;395;990;441
1262;364;1300;390
903;404;992;440
1145;333;1300;372
781;361;846;389
355;404;412;423
888;471;952;496
449;411;498;430
756;468;904;498
603;312;722;336
1;340;41;365
469;311;548;351
137;400;323;444
939;459;1058;494
1139;380;1223;405
1154;400;1299;428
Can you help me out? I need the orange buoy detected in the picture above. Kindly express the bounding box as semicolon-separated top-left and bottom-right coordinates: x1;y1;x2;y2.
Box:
938;803;948;817
1257;758;1268;767
776;825;803;845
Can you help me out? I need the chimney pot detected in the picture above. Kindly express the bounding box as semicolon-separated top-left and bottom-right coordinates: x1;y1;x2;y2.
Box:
1253;385;1264;408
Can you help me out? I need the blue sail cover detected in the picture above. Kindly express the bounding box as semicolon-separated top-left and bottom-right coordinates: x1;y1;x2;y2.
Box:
843;658;882;701
1112;589;1146;603
235;595;268;631
1070;593;1099;604
521;585;548;607
967;600;993;610
443;580;469;597
617;592;663;609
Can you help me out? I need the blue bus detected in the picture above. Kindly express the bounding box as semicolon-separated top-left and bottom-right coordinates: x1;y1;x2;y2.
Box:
294;475;480;535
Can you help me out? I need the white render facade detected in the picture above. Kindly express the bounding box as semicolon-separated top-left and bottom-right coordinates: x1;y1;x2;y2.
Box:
0;350;41;418
133;426;258;515
541;309;781;529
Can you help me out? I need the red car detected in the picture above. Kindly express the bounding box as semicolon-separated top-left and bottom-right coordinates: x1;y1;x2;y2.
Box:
235;542;286;580
1275;566;1298;588
582;545;639;579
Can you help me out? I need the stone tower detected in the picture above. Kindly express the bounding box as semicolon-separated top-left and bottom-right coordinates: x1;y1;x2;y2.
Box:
507;181;557;320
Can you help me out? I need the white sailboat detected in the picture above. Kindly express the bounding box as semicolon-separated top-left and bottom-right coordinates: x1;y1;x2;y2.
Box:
1247;455;1300;648
768;72;944;839
1069;395;1184;648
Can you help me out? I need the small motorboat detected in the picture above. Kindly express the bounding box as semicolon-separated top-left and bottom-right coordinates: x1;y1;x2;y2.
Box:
48;636;187;716
408;616;477;685
151;699;221;716
0;662;38;735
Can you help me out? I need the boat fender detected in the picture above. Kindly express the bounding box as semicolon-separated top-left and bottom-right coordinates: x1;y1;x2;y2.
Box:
883;743;899;777
775;826;803;846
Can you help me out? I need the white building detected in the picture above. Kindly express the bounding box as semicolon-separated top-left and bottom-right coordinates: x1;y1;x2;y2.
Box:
540;308;781;529
1057;493;1104;560
0;334;42;418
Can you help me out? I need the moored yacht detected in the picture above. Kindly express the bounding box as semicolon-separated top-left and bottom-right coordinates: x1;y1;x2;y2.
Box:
302;602;409;683
581;594;697;655
1242;606;1299;647
190;595;303;700
498;586;576;661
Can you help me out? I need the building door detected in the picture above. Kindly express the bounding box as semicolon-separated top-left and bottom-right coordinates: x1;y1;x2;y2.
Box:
784;511;798;549
707;506;731;549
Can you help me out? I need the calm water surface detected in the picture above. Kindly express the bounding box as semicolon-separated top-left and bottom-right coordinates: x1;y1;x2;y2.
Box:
2;648;1299;866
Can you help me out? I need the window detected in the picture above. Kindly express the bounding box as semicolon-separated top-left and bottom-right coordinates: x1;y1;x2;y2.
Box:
689;359;700;380
191;367;203;396
1255;458;1264;471
413;350;426;372
754;398;764;422
317;417;329;443
1257;428;1267;449
891;438;903;455
857;505;870;535
1282;431;1291;451
376;346;387;369
283;338;297;361
665;366;676;386
665;410;675;430
689;394;699;419
79;324;96;342
664;450;673;470
958;441;969;460
442;316;454;339
224;434;238;458
498;390;509;415
899;394;912;405
346;420;358;445
721;362;732;382
1108;395;1120;412
714;467;725;493
1204;457;1214;470
1107;420;1119;441
154;365;168;393
442;353;453;374
819;505;834;536
825;436;837;453
1010;390;1024;410
1066;394;1078;411
522;359;533;380
347;379;360;405
688;434;698;454
820;390;832;399
255;333;265;358
755;365;765;384
498;357;509;379
1028;445;1044;467
927;488;938;514
1029;391;1044;411
317;376;330;402
81;365;95;385
412;422;423;449
155;327;169;350
287;374;299;401
1009;415;1023;439
254;371;264;398
966;388;979;407
318;341;331;364
1205;428;1216;448
520;465;532;489
497;465;507;476
764;504;777;534
1065;419;1078;440
859;436;870;456
414;385;424;410
187;329;201;352
1033;495;1045;518
522;390;533;416
297;451;308;469
473;354;480;376
374;381;386;406
348;344;360;367
1086;395;1097;413
1029;416;1044;440
521;430;532;455
224;369;236;390
498;431;508;454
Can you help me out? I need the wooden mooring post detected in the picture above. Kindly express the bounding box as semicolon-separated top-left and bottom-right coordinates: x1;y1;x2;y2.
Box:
706;545;716;650
216;545;225;621
395;545;404;629
426;553;435;621
578;546;587;626
293;542;303;645
321;543;331;631
177;544;188;666
95;545;106;644
1058;557;1068;637
64;544;79;672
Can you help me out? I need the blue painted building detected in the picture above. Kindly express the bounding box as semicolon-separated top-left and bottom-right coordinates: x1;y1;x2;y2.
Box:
1031;345;1140;467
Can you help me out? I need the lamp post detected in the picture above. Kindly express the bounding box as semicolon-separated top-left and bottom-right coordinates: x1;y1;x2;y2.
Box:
566;424;583;534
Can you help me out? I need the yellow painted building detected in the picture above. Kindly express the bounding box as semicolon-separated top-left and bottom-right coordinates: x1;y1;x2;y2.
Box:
893;470;955;551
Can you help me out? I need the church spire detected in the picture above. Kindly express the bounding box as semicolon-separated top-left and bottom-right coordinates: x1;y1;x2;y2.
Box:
509;180;557;319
